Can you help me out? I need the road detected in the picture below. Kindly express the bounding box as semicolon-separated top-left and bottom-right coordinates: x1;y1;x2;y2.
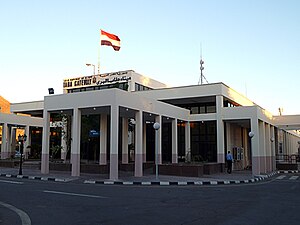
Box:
0;173;299;225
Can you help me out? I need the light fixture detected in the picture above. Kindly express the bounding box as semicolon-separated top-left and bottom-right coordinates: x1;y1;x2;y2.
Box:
249;131;254;138
86;63;96;75
48;88;54;95
153;122;160;130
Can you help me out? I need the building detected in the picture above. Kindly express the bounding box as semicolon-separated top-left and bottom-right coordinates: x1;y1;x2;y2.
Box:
0;96;43;159
1;70;300;179
0;96;10;114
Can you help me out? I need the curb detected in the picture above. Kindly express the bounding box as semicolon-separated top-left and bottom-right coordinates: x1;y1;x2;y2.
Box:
83;173;278;186
0;173;69;182
84;178;262;186
256;171;279;179
278;170;299;174
0;170;285;186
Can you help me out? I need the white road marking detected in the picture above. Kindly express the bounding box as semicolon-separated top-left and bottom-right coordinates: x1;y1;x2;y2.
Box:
0;179;24;184
276;175;286;180
0;201;31;225
43;190;108;199
289;176;299;180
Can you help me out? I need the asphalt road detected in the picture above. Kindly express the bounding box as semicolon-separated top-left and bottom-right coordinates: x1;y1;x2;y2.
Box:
0;173;299;225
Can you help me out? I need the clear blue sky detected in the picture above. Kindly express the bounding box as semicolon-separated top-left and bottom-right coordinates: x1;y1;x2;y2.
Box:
1;0;299;115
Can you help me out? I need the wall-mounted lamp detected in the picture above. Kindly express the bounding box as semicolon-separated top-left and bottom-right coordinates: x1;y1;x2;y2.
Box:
249;131;254;138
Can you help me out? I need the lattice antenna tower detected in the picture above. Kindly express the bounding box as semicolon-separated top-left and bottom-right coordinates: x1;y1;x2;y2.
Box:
198;44;208;85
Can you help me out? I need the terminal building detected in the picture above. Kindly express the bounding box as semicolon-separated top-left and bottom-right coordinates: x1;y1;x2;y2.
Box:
1;70;300;180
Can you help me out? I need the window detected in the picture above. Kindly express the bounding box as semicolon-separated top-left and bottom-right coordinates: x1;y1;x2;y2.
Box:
135;83;153;91
191;106;199;114
86;87;95;91
206;105;216;113
188;103;216;114
190;121;217;162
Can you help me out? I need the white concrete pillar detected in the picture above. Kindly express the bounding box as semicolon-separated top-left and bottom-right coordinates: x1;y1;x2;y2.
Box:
1;123;8;159
242;127;248;168
185;121;191;162
143;123;147;162
265;123;271;172
6;125;11;157
135;110;143;177
109;105;119;180
122;117;128;164
226;123;231;152
10;127;16;158
216;95;225;163
41;111;50;174
259;121;266;173
99;114;107;165
155;115;162;164
71;108;81;177
289;134;292;154
271;126;276;171
172;118;178;163
250;117;260;175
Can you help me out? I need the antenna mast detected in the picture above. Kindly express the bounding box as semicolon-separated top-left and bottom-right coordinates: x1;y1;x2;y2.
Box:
198;44;208;85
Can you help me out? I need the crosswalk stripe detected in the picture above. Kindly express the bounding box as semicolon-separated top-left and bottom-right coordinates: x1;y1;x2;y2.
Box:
289;176;298;180
276;175;286;180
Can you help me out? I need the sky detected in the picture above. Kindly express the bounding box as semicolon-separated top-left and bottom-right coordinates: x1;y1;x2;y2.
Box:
1;0;299;115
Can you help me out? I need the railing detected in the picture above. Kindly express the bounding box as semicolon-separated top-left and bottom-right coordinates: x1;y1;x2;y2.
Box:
276;154;300;164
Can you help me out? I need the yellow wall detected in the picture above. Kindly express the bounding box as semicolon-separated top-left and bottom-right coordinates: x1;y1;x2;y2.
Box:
0;96;10;144
0;96;10;113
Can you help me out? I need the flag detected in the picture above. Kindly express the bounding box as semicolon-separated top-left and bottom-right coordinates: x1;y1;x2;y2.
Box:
100;30;121;51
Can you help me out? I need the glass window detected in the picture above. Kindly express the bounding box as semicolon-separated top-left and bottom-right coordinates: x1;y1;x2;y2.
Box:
191;106;199;114
206;105;216;113
72;88;81;93
86;87;95;91
199;106;206;114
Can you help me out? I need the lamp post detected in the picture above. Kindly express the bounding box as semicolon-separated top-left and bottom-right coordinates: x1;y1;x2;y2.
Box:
18;134;27;175
153;122;160;180
86;63;96;75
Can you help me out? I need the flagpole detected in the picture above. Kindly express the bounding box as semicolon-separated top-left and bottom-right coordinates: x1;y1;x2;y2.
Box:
98;30;101;75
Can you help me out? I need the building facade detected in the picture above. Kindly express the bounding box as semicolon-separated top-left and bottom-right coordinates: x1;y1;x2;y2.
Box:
1;70;300;179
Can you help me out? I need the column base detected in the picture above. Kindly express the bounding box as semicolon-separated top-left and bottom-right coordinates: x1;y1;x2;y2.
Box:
99;153;107;165
172;154;178;164
135;154;143;177
41;153;49;174
71;153;80;176
109;154;118;180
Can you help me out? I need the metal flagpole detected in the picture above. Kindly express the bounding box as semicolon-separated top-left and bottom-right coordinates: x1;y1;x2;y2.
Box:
98;30;101;75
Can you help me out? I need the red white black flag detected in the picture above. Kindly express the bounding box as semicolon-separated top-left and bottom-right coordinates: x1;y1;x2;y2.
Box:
100;30;121;51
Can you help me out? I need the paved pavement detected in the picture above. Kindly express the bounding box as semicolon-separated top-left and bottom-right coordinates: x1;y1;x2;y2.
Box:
0;165;283;186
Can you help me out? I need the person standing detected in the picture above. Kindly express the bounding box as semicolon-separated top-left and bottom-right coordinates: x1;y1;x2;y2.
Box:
226;151;233;174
